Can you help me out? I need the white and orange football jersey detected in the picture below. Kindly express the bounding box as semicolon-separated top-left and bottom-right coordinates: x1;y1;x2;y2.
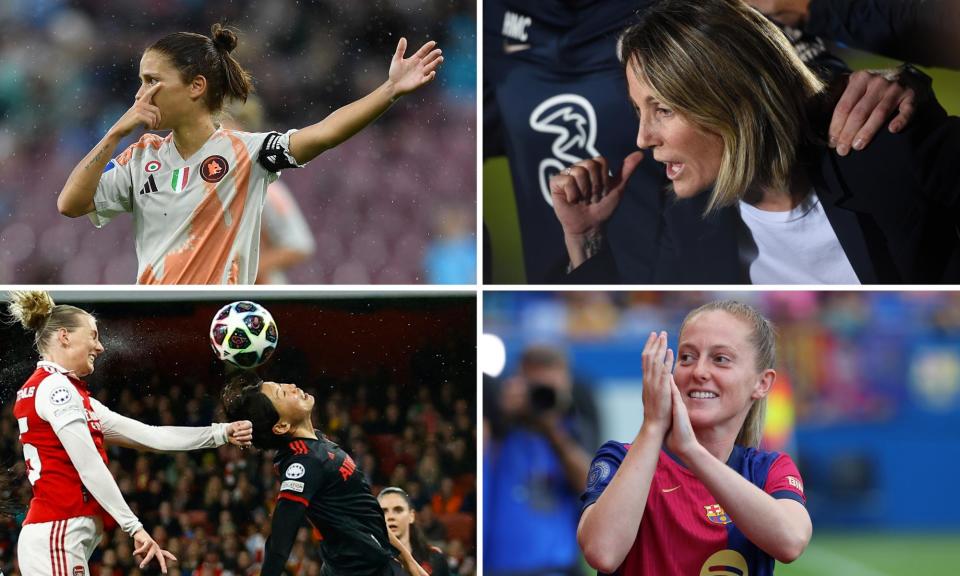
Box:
91;128;304;284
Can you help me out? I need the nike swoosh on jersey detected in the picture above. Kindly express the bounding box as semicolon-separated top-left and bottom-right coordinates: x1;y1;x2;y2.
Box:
503;41;531;54
661;486;681;493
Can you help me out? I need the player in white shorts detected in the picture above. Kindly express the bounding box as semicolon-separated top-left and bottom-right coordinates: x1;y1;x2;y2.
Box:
57;23;442;284
7;290;254;575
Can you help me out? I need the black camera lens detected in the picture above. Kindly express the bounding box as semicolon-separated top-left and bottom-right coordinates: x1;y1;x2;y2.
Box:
529;384;557;411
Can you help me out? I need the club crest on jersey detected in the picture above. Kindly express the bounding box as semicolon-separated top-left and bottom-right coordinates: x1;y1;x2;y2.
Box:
73;565;86;576
704;504;731;525
200;155;229;183
286;463;306;479
145;160;162;172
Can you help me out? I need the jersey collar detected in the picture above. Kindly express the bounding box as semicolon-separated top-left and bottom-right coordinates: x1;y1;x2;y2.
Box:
37;360;86;385
37;360;71;374
662;444;748;472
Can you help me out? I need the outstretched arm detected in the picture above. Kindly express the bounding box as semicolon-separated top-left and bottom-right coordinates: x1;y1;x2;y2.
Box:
289;38;443;164
94;398;252;451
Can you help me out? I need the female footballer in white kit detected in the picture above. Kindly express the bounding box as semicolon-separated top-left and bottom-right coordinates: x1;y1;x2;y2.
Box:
7;291;253;574
57;23;443;284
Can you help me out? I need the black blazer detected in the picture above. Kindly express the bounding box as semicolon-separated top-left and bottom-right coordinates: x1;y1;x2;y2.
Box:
563;98;960;284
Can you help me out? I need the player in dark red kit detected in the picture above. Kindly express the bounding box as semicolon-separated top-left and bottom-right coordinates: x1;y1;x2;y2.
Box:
225;375;428;576
579;301;810;575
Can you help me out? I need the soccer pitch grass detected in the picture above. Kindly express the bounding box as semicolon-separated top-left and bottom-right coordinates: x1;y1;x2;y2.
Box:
777;533;960;576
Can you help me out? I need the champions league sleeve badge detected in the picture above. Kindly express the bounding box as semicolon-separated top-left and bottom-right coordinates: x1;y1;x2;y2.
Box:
50;386;73;406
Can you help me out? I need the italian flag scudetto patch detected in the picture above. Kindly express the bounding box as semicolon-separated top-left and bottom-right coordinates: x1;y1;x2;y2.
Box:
171;166;190;193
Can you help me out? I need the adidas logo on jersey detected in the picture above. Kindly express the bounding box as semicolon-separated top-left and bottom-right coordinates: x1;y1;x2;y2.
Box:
138;174;159;195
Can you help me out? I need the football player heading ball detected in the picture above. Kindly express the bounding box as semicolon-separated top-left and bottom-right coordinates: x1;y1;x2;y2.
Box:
57;23;442;285
224;372;429;576
6;290;253;575
579;300;811;575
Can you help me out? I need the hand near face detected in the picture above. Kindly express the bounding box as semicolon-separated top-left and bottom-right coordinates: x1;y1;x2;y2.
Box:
665;377;700;460
829;69;917;156
640;331;674;437
550;151;645;238
111;82;163;138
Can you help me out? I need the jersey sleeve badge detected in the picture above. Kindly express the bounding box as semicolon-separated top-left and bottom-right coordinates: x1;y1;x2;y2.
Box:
285;462;306;479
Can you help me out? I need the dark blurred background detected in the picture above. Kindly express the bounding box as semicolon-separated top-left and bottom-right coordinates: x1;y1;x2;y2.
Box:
0;290;477;575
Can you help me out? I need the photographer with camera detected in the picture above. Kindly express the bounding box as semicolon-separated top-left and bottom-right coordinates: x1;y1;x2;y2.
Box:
485;346;599;576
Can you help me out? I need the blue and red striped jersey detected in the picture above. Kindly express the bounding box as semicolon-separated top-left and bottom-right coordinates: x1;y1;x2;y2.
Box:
581;440;806;575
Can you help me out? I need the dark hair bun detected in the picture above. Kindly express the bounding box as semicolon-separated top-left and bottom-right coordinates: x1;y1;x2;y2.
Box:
211;23;238;53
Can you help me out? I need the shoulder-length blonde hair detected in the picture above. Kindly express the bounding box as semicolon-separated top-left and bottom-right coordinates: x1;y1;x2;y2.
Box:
618;0;824;214
679;300;777;448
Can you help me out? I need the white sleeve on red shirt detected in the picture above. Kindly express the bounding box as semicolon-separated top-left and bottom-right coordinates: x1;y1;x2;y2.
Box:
34;373;87;432
57;418;143;536
91;398;229;450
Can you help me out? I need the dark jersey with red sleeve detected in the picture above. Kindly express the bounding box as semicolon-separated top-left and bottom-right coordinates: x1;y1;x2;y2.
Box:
581;440;806;575
262;433;394;576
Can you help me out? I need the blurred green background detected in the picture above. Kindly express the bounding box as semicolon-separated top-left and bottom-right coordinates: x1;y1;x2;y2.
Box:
483;51;960;284
778;533;960;575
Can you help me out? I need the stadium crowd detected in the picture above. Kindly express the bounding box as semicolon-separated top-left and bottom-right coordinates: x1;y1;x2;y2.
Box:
0;0;476;283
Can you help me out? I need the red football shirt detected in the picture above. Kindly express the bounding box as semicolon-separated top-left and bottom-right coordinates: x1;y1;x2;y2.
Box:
581;441;806;575
14;361;109;524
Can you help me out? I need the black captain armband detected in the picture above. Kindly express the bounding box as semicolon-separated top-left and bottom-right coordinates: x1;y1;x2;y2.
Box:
258;131;300;173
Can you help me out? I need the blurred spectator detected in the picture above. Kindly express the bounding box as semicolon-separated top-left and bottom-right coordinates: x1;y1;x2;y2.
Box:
484;345;599;576
424;206;477;284
224;97;317;285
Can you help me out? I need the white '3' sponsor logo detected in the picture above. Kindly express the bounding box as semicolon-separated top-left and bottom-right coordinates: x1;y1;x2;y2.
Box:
529;94;601;206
